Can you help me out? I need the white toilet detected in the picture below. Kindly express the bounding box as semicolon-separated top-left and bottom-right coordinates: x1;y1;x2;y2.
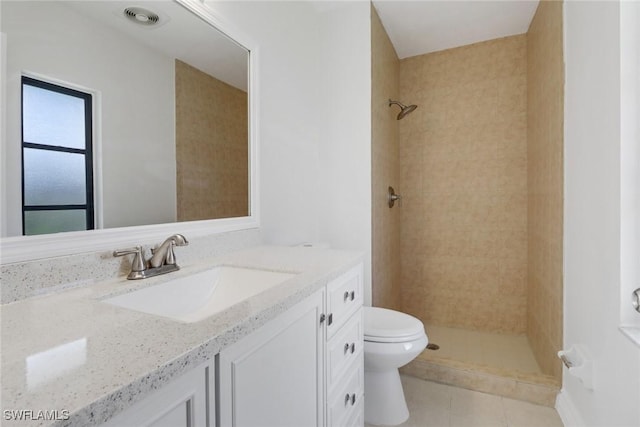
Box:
363;306;428;426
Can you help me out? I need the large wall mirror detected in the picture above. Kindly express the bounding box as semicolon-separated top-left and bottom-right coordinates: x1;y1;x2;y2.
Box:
0;0;258;262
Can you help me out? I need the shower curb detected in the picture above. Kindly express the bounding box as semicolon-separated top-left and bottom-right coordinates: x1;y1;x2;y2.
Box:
400;355;560;407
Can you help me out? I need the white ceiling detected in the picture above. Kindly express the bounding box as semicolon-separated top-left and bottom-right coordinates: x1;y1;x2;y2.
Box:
372;0;540;59
64;1;248;91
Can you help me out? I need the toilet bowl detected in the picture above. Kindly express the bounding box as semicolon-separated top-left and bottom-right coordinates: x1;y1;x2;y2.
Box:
363;307;428;426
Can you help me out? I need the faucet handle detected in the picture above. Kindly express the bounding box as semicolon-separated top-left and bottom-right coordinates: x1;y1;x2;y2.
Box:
113;246;146;274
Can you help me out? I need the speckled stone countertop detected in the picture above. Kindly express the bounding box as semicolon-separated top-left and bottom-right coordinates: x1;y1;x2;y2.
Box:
1;246;363;427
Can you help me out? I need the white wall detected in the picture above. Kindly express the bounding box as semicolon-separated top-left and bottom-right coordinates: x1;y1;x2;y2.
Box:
204;1;323;247
317;1;372;305
208;1;373;304
561;1;640;425
1;1;176;236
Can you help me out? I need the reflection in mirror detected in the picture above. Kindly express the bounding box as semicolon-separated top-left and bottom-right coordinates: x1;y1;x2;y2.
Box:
1;0;250;237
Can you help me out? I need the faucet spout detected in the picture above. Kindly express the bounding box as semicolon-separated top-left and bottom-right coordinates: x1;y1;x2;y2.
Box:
149;234;189;268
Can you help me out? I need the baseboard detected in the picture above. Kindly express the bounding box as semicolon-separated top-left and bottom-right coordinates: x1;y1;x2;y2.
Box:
555;389;586;427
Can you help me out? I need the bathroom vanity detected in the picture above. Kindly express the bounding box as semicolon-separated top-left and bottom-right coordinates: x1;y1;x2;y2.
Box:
1;246;364;427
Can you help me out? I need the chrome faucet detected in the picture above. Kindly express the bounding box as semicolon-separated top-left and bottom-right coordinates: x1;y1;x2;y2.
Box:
114;234;189;280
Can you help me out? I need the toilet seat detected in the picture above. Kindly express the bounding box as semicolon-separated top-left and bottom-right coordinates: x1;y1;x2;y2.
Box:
364;307;426;343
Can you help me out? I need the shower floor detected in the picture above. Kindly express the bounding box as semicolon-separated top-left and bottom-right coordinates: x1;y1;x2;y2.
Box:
400;325;560;406
425;325;542;374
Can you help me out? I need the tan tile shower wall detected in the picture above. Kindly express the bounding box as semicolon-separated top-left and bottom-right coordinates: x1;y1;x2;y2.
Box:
175;60;248;221
371;5;401;310
399;36;528;333
526;0;564;381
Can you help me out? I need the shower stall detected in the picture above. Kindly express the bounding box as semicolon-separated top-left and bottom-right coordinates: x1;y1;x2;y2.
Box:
371;1;563;406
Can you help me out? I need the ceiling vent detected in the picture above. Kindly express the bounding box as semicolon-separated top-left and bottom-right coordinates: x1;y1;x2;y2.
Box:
123;7;160;26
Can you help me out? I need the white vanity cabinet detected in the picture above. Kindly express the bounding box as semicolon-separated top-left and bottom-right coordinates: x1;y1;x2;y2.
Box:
324;265;364;427
103;264;363;427
218;289;325;427
218;263;364;427
103;360;213;427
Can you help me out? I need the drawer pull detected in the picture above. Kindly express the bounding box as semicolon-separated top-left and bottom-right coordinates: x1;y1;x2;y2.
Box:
343;342;356;355
344;290;356;302
344;392;356;406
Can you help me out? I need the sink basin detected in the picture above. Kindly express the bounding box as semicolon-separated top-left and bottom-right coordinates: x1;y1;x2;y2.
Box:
103;266;297;323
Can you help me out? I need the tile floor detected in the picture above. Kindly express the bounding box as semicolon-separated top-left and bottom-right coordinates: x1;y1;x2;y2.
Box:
365;375;564;427
424;325;542;374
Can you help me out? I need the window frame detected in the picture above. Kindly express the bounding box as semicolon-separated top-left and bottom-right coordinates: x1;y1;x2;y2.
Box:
20;76;95;235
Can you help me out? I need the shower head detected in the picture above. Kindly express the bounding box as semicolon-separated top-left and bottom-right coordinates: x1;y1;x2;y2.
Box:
388;99;417;120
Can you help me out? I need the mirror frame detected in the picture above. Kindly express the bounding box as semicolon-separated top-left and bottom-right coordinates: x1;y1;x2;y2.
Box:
0;0;260;264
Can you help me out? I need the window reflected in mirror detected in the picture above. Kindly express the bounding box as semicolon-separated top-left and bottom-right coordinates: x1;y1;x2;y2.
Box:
21;77;94;235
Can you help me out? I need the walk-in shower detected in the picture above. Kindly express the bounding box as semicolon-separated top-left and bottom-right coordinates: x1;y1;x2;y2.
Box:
372;0;564;407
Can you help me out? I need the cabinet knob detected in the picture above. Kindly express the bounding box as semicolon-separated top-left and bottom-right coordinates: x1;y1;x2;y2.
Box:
351;393;356;405
344;291;350;301
350;291;355;301
350;343;355;354
328;313;333;326
344;393;350;406
344;343;350;354
319;313;326;324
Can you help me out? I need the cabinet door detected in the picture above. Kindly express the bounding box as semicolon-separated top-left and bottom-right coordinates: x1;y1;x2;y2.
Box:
103;361;211;427
218;290;324;427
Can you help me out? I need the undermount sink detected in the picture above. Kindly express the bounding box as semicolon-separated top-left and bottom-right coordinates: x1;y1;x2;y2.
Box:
103;266;297;323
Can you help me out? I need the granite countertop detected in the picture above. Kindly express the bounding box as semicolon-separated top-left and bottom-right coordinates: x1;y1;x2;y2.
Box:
1;246;363;427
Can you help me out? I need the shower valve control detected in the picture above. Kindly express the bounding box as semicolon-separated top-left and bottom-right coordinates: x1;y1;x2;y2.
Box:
633;288;640;314
388;186;402;208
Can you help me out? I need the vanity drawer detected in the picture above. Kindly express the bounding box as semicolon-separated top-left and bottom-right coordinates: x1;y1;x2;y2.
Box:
326;264;363;338
327;363;363;427
327;309;363;391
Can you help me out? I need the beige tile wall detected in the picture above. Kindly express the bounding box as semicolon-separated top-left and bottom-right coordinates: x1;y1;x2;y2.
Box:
398;35;528;334
175;59;249;221
526;0;564;381
371;6;401;310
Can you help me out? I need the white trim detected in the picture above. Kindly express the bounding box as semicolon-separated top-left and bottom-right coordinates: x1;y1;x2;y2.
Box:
0;0;261;264
555;389;586;427
1;32;7;238
93;89;104;230
619;0;640;332
0;217;258;264
620;326;640;347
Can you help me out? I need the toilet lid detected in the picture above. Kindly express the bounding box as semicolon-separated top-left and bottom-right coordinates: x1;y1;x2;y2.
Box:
363;307;425;342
